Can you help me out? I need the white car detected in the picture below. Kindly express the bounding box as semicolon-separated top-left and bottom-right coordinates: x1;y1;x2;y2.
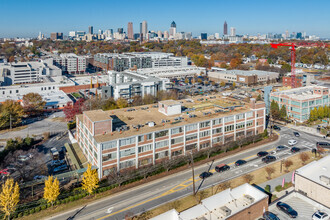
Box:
288;140;298;146
312;211;329;220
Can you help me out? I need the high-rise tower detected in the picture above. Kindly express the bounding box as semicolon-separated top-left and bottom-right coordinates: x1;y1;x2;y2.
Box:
89;26;93;35
142;21;148;40
223;21;227;35
170;21;177;38
127;22;133;39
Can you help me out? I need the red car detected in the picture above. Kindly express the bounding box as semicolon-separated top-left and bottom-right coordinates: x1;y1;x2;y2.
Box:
0;169;9;175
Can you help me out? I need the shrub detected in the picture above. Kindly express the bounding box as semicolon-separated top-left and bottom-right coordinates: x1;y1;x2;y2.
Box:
67;121;76;130
56;200;61;205
23;210;30;216
18;213;23;218
264;185;271;193
74;195;79;200
47;203;51;208
69;196;75;202
34;207;41;212
29;209;35;214
41;205;47;210
275;185;282;192
65;198;70;203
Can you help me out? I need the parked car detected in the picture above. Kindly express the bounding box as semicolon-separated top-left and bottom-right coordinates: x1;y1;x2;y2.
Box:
0;169;9;175
199;171;213;179
17;155;30;162
215;164;230;173
293;131;300;137
257;151;269;157
316;142;330;149
235;160;247;166
51;160;66;167
272;125;281;131
288;140;298;146
263;211;280;220
276;202;298;218
53;164;68;173
291;147;300;153
33;175;47;180
276;145;287;151
312;211;329;220
262;155;277;163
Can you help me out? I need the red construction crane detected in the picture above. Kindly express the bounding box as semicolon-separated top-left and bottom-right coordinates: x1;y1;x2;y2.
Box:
271;42;329;88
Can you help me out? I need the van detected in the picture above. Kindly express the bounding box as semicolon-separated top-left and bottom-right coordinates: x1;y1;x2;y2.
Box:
50;147;59;160
316;142;330;149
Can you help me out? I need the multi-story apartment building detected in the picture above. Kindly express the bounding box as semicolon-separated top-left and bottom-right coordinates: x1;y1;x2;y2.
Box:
75;97;265;178
102;70;171;100
270;86;330;122
93;52;188;72
53;53;87;74
209;68;279;86
282;74;304;88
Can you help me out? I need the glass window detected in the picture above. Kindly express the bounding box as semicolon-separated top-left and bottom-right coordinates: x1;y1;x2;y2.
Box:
200;121;210;128
213;118;222;125
155;130;169;138
186;133;197;141
138;135;144;143
171;127;183;135
236;113;245;120
119;147;136;157
155;151;168;159
224;116;234;123
138;144;153;153
186;124;197;131
212;127;222;134
119;159;136;169
224;125;234;132
171;136;183;145
246;112;253;118
119;137;135;146
199;130;210;137
212;137;222;144
155;140;169;149
102;152;117;162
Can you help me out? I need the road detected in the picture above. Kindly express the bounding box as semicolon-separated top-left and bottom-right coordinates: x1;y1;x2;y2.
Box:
49;127;325;220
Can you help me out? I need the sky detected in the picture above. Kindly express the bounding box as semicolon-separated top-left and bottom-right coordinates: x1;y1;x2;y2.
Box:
1;0;330;38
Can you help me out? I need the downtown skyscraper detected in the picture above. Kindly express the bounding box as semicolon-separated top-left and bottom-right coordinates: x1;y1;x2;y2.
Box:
223;21;227;35
141;21;148;40
127;22;133;39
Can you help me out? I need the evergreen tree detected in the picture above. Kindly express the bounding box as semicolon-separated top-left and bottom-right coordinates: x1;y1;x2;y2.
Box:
270;100;280;120
280;105;287;119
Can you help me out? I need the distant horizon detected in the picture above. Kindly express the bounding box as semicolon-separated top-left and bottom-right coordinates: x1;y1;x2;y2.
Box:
1;0;329;38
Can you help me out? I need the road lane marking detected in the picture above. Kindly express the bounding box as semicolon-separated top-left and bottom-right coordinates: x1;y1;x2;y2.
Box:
105;207;114;214
97;147;278;219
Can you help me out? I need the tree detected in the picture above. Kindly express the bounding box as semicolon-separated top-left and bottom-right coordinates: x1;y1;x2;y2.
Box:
280;105;287;120
116;98;128;109
270;100;280;120
242;174;254;184
22;93;46;116
265;167;275;180
82;164;99;195
191;77;196;85
0;178;20;220
101;97;118;110
63;98;85;121
230;58;241;69
256;94;262;101
299;152;310;165
284;160;293;172
220;81;226;87
214;181;231;194
0;100;24;129
43;176;60;206
281;63;291;73
184;78;189;84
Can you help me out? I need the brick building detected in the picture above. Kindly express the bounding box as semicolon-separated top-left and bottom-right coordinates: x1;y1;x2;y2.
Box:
75;97;265;178
282;74;304;88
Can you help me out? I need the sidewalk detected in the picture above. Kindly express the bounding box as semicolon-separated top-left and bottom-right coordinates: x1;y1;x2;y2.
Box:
286;124;324;138
258;171;295;199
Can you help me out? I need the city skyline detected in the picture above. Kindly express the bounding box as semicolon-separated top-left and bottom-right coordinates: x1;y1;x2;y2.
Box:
0;0;329;38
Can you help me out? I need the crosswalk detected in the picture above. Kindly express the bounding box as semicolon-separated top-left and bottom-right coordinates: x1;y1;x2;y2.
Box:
280;133;316;149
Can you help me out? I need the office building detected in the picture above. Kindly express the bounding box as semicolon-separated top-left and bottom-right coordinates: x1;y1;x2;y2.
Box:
0;60;61;85
163;31;169;39
142;21;148;40
224;21;228;35
201;33;207;40
50;32;63;40
209;68;279;86
88;26;93;35
75;98;265;177
270;86;330;122
282;74;304;88
157;30;162;38
230;27;236;36
53;53;87;74
117;28;123;34
127;22;133;39
103;70;171;100
151;183;268;220
169;21;177;38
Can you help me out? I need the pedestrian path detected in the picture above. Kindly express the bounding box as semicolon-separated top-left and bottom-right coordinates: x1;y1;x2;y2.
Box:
258;171;294;193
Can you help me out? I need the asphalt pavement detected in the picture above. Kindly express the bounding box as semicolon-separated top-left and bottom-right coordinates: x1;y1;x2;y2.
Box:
49;126;326;220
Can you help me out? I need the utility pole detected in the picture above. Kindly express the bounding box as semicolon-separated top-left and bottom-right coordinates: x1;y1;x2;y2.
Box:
190;152;196;196
10;114;12;130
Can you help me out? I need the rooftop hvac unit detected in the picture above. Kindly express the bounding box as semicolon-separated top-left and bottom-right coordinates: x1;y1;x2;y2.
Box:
319;175;330;185
148;122;155;127
219;206;231;217
243;194;255;204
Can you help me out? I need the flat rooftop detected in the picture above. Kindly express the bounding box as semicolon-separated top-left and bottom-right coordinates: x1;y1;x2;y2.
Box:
151;183;268;220
80;95;251;143
210;69;279;76
269;192;330;219
271;85;328;100
69;75;109;85
296;155;330;189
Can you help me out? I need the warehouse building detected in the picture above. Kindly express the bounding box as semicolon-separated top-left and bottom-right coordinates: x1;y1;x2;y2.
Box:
75;97;265;178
